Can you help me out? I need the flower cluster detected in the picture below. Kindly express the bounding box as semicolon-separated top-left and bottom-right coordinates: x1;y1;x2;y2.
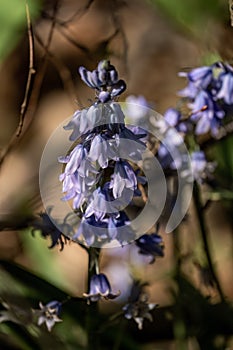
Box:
59;60;148;247
178;62;233;136
126;63;233;183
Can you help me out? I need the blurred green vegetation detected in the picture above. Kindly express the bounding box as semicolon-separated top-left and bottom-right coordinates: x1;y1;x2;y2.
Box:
0;0;41;61
151;0;226;35
21;229;69;289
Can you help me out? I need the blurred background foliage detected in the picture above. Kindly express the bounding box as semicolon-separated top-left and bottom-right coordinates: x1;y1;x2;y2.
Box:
0;0;41;61
151;0;225;34
0;0;232;349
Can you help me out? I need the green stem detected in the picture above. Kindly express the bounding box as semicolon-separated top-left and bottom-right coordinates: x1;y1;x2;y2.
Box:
193;181;225;302
86;248;100;350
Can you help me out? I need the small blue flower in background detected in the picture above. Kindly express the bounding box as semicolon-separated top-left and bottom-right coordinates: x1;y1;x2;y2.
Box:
190;151;215;183
32;208;69;251
178;62;233;136
135;233;164;263
180;66;213;90
124;95;150;122
216;63;233;105
34;301;62;332
164;108;189;133
83;273;120;303
189;90;225;136
123;281;157;330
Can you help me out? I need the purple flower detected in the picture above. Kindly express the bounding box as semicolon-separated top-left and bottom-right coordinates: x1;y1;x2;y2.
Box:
88;134;117;168
164;108;189;133
157;128;184;170
190;151;215;183
108;211;135;244
136;233;164;263
84;186;114;221
125;95;150;121
79;60;126;103
178;81;199;99
179;66;213;90
73;215;109;246
32;210;69;250
189;90;225;136
83;273;120;303
117;126;146;161
63;109;90;141
123;281;157;330
34;301;62;332
59;144;101;209
110;160;138;199
216;64;233;104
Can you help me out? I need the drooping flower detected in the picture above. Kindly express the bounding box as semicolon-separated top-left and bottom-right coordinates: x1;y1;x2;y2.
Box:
110;160;138;199
83;273;120;303
164;108;189;133
216;63;233;105
189;90;225;136
108;211;135;244
135;233;164;263
73;215;109;246
88;133;117;168
34;301;62;332
123;281;157;330
179;66;213;90
32;211;69;250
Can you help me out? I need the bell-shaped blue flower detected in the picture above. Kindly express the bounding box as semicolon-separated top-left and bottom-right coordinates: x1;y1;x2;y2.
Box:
83;273;120;302
216;64;233;105
110;160;138;199
136;233;164;263
189;90;225;136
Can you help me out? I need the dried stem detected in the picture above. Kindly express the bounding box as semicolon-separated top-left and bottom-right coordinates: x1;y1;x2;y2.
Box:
0;1;60;170
16;2;35;137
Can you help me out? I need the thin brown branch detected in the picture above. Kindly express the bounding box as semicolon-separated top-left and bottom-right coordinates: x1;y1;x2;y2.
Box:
0;1;60;170
110;0;129;75
41;0;94;25
16;2;35;137
62;0;95;24
41;10;90;54
55;24;90;54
